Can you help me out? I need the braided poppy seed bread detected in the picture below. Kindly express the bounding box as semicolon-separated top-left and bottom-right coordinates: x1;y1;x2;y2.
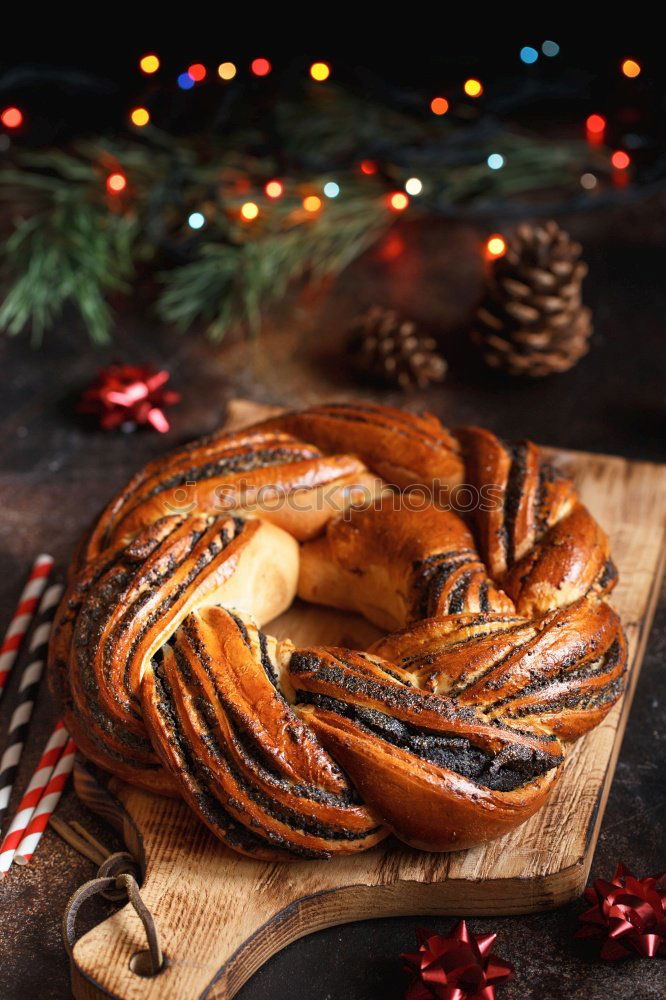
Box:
49;401;627;856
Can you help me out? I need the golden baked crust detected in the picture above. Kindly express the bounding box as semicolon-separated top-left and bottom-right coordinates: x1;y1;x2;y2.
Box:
49;402;626;856
258;401;464;491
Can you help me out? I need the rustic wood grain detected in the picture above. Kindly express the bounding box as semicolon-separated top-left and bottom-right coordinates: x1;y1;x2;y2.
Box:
69;400;666;1000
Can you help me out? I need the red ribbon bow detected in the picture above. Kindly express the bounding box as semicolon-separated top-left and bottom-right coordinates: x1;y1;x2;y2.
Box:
78;364;180;432
576;863;666;960
402;920;514;1000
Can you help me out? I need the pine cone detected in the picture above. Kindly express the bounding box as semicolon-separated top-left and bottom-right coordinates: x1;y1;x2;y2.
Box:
473;221;592;376
347;306;447;389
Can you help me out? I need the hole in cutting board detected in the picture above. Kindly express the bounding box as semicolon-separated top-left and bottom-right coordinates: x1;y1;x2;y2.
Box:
129;950;167;977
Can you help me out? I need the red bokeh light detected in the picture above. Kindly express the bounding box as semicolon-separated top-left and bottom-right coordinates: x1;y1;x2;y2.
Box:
1;107;23;128
586;114;606;134
377;233;405;261
430;97;449;116
251;58;271;77
188;64;207;82
611;150;630;170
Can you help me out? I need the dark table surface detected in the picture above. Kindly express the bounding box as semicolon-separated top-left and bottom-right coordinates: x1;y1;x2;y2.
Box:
1;209;665;1000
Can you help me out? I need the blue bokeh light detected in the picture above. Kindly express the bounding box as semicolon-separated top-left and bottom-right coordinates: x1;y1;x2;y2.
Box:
178;73;195;90
487;153;505;170
542;40;560;57
520;46;539;65
188;212;205;229
323;181;340;198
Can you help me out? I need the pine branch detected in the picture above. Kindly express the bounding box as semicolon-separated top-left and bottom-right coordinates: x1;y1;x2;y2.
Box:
0;193;137;344
157;196;390;339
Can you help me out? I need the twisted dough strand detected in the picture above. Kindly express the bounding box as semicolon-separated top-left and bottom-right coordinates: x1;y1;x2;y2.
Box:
369;597;627;741
81;427;380;566
457;426;617;615
257;401;464;491
142;608;385;859
298;495;515;630
51;514;298;795
290;644;564;851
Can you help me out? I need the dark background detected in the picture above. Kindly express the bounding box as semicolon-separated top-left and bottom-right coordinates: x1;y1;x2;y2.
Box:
2;35;666;154
1;35;665;1000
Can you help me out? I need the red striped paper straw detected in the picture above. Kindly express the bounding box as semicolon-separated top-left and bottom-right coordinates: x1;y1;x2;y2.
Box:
0;721;68;875
0;554;54;703
14;737;76;865
0;582;64;829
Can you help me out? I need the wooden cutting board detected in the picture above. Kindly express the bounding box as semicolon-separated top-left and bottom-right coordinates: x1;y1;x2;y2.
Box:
69;400;666;1000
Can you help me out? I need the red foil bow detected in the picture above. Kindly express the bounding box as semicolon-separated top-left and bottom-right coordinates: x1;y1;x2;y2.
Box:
78;364;180;432
402;920;514;999
576;863;666;960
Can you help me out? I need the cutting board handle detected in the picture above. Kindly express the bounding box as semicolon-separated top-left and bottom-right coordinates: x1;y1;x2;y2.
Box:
64;846;163;976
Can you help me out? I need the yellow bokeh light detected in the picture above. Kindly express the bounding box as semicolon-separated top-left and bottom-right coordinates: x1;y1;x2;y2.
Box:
139;54;160;75
130;107;150;127
240;201;259;221
464;78;483;98
106;173;127;194
621;58;641;78
389;192;409;211
218;62;237;81
486;235;507;259
265;180;284;199
303;195;322;213
310;62;330;82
